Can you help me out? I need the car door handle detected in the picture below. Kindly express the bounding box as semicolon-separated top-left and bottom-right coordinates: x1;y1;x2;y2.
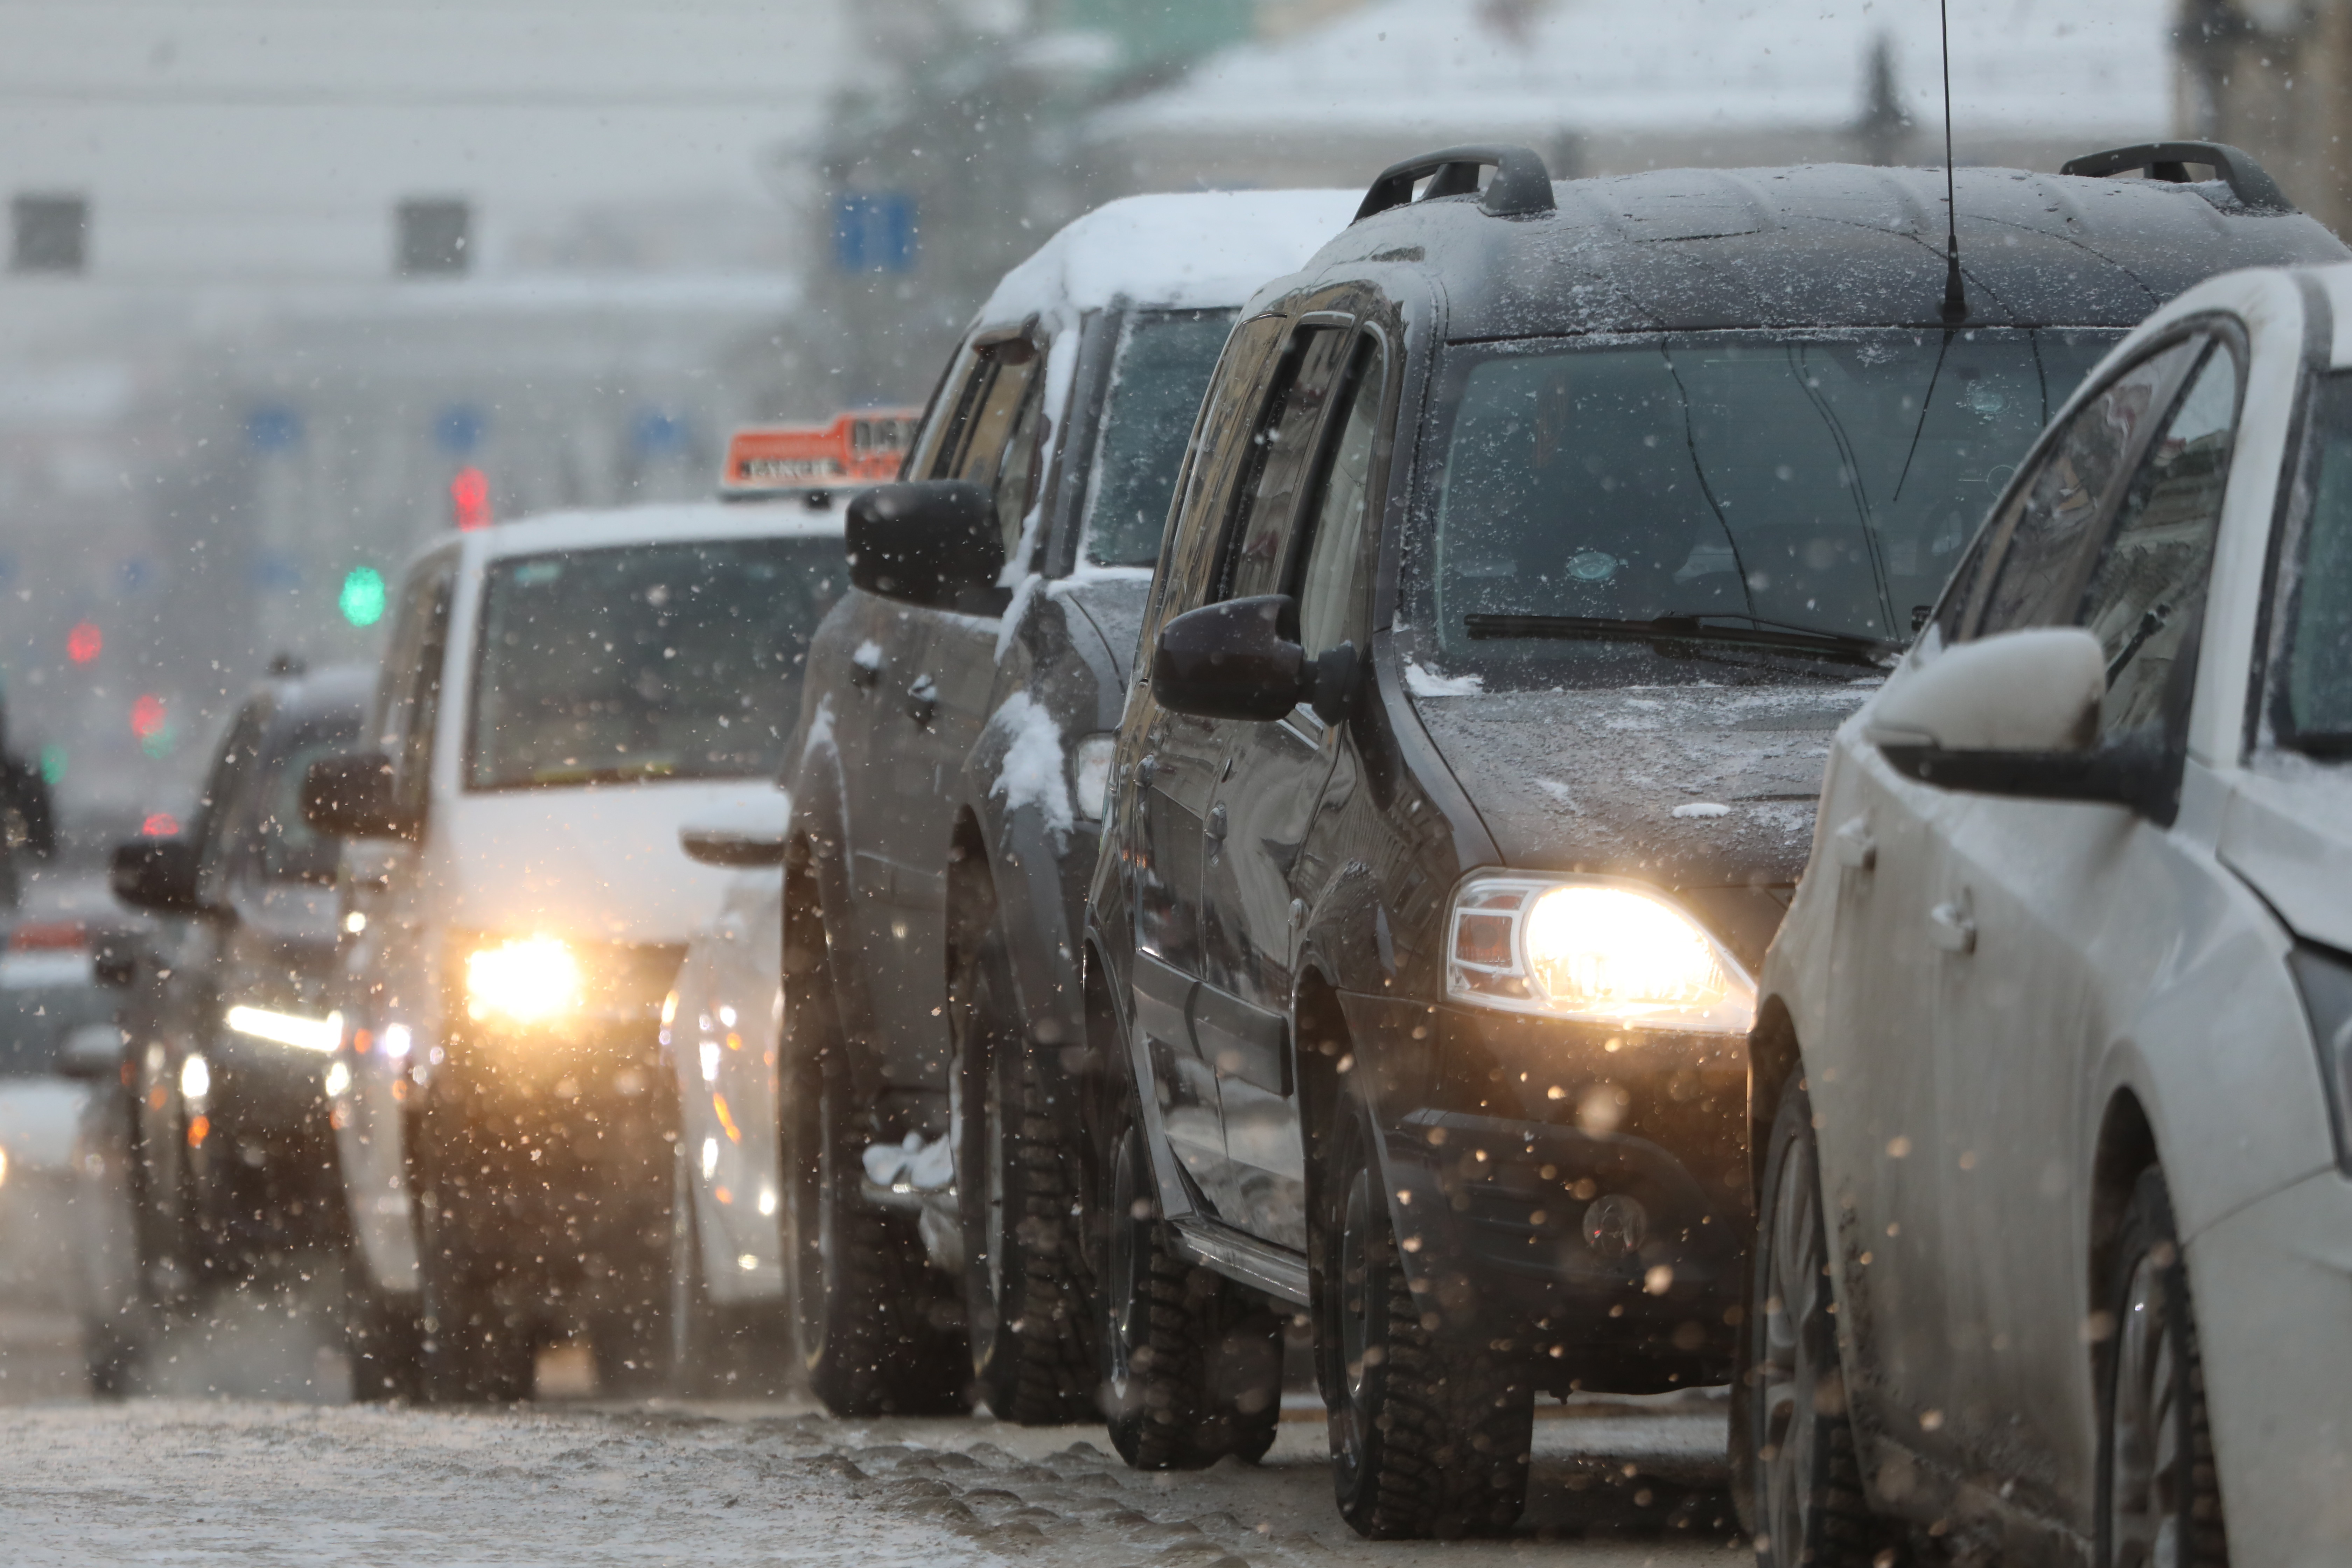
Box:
1834;815;1876;872
905;674;937;724
1928;895;1976;954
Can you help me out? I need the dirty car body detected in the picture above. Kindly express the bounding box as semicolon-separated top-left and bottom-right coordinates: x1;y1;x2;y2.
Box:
1084;149;2346;1533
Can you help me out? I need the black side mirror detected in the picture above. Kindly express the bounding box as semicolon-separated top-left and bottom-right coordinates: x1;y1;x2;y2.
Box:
1152;595;1360;724
846;481;1006;611
109;838;203;915
90;931;139;987
301;752;413;840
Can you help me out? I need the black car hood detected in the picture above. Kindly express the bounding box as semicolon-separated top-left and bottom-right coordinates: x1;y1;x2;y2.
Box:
1412;682;1875;887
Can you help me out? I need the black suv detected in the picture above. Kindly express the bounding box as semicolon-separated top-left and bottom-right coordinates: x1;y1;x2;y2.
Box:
110;665;370;1303
1083;144;2344;1535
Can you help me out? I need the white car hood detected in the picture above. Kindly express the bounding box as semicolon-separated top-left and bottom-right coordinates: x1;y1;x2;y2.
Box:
2219;757;2352;954
435;780;784;947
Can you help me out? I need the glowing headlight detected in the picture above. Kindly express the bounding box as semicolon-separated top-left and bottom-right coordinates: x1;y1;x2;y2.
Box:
464;936;583;1025
1446;876;1755;1033
1072;734;1118;822
179;1053;211;1101
224;1005;343;1055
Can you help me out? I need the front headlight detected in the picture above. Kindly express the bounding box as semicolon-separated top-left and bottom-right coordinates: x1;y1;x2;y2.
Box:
1072;734;1118;822
2289;943;2352;1175
1446;875;1755;1033
465;935;583;1026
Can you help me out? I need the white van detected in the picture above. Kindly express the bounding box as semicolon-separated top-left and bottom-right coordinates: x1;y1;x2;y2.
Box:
306;497;843;1401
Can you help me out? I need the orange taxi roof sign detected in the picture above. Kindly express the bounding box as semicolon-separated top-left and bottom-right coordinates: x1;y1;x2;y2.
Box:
720;409;921;497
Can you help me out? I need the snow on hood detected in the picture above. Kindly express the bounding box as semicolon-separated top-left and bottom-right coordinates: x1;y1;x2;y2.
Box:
975;189;1363;326
2219;754;2352;955
439;780;777;948
1096;0;2168;142
1412;682;1874;885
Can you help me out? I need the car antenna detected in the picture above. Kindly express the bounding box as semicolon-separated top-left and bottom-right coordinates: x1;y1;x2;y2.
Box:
1937;0;1967;323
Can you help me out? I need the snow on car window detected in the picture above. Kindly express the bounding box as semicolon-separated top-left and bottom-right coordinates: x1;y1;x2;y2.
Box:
1408;328;2113;690
467;538;841;790
1082;308;1240;568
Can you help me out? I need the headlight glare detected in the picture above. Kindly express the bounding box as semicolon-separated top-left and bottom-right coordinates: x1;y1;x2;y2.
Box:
465;935;583;1025
1447;876;1754;1032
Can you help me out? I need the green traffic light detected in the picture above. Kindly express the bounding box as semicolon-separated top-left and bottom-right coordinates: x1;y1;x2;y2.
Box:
340;566;387;627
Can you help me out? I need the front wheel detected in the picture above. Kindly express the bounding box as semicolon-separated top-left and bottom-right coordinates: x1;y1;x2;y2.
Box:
782;933;968;1416
954;923;1095;1423
345;1251;425;1403
1097;1077;1281;1470
1744;1069;1877;1568
1317;1103;1531;1539
414;1115;534;1405
2096;1167;2228;1568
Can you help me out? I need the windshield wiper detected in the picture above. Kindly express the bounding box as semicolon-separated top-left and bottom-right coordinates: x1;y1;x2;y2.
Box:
1463;610;1902;666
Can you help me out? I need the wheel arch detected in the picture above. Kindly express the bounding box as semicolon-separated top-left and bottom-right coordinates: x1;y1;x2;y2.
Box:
1747;994;1804;1199
2087;1087;2160;1328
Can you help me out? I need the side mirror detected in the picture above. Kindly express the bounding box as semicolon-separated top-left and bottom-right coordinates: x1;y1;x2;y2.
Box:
57;1023;125;1082
109;838;204;915
846;481;1006;610
1153;595;1362;724
1866;628;2136;802
300;752;414;841
680;819;787;868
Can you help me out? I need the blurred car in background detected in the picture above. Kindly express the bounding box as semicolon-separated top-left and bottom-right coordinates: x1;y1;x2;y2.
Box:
106;665;370;1320
309;490;844;1403
777;189;1361;1421
0;912;140;1391
658;808;788;1392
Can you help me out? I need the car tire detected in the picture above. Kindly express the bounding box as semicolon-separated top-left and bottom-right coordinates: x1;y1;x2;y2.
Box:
345;1251;425;1403
81;1307;148;1399
953;921;1095;1424
2096;1167;2228;1568
414;1118;534;1405
1745;1068;1877;1568
1097;1073;1282;1471
782;933;968;1417
1317;1101;1532;1539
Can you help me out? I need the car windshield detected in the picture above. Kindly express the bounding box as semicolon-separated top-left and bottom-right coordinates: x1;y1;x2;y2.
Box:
468;537;842;790
1082;308;1241;567
1406;328;2118;690
2279;371;2352;758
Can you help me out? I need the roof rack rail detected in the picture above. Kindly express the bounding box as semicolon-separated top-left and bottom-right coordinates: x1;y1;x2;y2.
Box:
2060;141;2294;215
1355;144;1555;223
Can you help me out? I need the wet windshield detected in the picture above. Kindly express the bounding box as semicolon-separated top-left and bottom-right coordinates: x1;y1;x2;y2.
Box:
1082;308;1241;567
2280;371;2352;758
1408;329;2117;688
251;723;360;884
468;537;841;790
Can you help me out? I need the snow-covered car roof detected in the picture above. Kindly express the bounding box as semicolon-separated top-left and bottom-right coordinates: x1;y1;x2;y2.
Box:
1282;162;2347;340
972;188;1363;330
476;496;847;559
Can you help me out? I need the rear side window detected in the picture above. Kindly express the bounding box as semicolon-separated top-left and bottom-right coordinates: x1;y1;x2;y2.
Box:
2276;372;2352;757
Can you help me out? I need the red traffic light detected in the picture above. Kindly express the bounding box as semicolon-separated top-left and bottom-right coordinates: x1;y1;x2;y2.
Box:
130;693;166;739
67;621;102;664
451;466;491;531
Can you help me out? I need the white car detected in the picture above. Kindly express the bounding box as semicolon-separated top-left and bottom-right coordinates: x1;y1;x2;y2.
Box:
657;812;788;1390
308;497;836;1402
1745;260;2352;1568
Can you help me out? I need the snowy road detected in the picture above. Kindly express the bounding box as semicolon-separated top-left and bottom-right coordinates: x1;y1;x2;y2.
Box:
0;1382;1737;1567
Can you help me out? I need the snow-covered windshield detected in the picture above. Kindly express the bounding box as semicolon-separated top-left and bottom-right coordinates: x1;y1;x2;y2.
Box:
468;538;841;790
2280;370;2352;758
1407;328;2116;689
1082;308;1240;567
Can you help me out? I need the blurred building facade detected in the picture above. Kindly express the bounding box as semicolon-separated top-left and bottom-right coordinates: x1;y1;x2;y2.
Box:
2181;0;2352;239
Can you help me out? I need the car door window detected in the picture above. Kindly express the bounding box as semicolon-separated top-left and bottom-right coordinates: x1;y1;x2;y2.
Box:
944;350;1045;564
1148;314;1293;629
1215;325;1353;603
1967;337;2204;639
2074;342;2240;743
193;704;268;899
377;569;454;820
1294;336;1387;659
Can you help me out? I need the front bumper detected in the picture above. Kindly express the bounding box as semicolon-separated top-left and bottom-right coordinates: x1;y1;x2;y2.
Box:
2190;1166;2352;1568
1355;995;1749;1391
187;1034;344;1252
